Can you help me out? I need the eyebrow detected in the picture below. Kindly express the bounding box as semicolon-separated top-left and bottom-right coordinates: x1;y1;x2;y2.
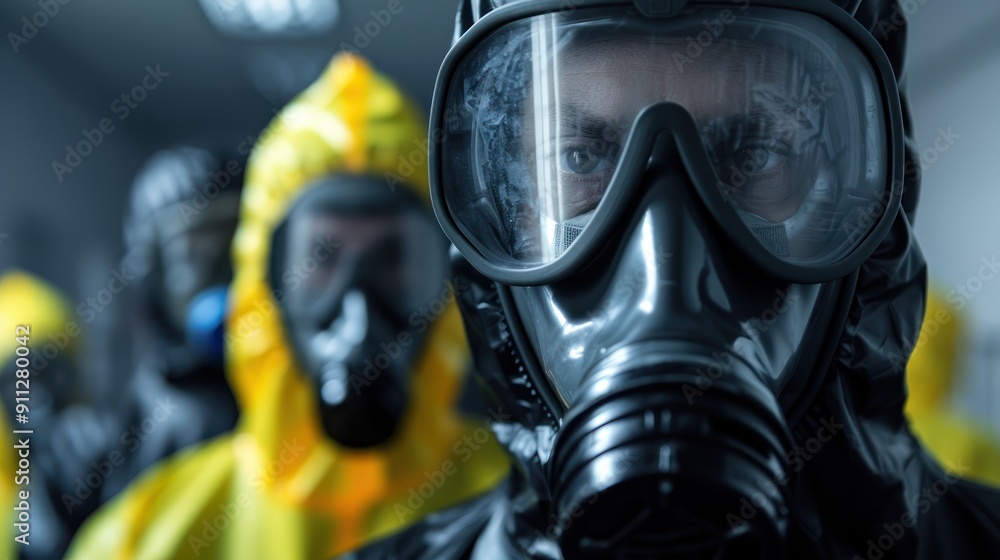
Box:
550;101;627;140
722;111;786;133
548;99;821;150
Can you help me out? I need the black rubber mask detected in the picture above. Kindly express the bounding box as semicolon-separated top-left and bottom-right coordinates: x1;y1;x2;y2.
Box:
271;176;448;448
433;2;906;557
454;134;856;557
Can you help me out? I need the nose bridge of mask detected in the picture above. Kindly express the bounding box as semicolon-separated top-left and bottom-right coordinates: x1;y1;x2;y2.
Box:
570;96;844;281
582;105;725;257
516;124;836;407
514;136;712;406
620;136;829;375
547;103;705;261
643;132;721;295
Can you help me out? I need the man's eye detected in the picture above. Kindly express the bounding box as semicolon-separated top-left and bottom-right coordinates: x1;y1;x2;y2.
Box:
558;141;619;175
711;137;788;180
734;146;785;175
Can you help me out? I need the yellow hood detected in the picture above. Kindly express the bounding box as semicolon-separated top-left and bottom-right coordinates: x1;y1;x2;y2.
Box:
227;49;490;519
0;270;76;365
68;54;507;560
905;286;963;418
0;270;76;559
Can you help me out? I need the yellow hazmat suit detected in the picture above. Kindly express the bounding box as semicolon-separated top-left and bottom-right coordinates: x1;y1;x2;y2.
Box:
0;270;79;557
0;399;13;557
906;287;1000;487
68;54;508;559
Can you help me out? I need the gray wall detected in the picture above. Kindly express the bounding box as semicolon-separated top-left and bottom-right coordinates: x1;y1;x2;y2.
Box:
0;0;457;398
907;0;1000;428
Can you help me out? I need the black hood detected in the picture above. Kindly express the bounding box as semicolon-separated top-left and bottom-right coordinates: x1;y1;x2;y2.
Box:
447;1;1000;558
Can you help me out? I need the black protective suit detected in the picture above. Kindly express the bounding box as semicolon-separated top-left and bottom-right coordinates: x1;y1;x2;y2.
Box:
108;145;242;498
57;146;242;518
351;0;1000;558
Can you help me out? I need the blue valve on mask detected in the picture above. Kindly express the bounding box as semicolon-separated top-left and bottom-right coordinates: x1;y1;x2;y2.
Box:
185;285;230;368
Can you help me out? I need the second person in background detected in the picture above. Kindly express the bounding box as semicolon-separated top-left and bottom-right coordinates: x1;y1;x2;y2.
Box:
67;53;509;560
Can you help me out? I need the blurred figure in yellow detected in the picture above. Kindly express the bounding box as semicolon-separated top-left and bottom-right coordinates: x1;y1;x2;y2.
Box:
906;287;1000;487
0;410;14;560
0;271;100;558
67;53;508;559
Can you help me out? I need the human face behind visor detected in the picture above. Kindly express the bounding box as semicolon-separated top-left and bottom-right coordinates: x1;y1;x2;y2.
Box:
437;4;899;283
532;40;835;255
432;2;904;557
272;177;448;448
152;192;241;336
501;26;846;406
436;3;903;404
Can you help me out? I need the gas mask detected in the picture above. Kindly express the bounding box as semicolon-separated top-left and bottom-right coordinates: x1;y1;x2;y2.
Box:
430;1;904;557
125;146;243;353
152;194;240;341
270;176;450;448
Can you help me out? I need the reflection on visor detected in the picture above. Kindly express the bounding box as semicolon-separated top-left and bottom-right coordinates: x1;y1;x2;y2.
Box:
442;7;888;270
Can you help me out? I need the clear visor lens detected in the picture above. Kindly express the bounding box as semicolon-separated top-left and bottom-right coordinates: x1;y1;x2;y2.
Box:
441;7;888;269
